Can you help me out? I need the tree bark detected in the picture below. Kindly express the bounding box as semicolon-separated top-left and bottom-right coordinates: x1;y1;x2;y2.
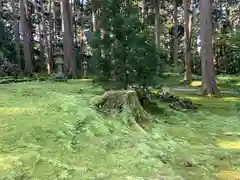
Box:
38;23;45;71
40;0;51;74
61;0;76;78
73;0;78;46
20;0;33;76
154;0;161;75
141;0;147;23
199;0;219;95
48;0;54;69
154;0;160;49
183;0;192;83
80;0;87;78
92;3;97;32
173;0;178;66
11;0;22;69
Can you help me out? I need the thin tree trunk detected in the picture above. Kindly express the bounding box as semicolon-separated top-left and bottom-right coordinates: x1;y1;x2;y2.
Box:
12;0;21;69
92;5;97;32
40;0;51;74
154;0;160;48
183;0;192;83
81;0;87;78
73;0;78;45
189;0;193;67
173;0;178;66
61;1;64;34
199;0;219;95
140;0;147;23
20;0;33;76
38;23;45;71
48;0;54;69
51;0;56;51
154;0;160;75
61;0;68;74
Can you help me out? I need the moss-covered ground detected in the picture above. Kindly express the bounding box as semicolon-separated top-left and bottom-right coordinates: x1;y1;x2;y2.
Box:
0;79;239;180
161;74;240;90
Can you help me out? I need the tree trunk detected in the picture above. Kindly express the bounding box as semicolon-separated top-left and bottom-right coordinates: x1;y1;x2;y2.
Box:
11;0;21;69
38;23;45;71
92;5;97;32
154;0;160;49
80;0;87;78
173;0;178;66
154;0;160;75
20;0;33;76
40;0;51;74
73;0;78;46
141;0;147;23
199;0;219;95
52;0;57;50
189;0;193;70
61;0;76;78
48;0;54;69
183;0;192;83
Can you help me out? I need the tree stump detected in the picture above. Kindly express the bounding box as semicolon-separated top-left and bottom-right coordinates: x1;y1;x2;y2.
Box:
94;90;151;121
93;90;158;134
93;90;153;134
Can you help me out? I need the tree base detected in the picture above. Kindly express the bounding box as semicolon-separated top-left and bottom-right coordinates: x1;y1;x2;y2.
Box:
200;85;220;96
94;90;152;123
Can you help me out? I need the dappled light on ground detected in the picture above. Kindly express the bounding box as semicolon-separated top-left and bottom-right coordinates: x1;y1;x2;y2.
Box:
0;154;20;171
190;81;202;87
0;107;39;115
223;97;240;102
217;170;240;180
183;95;239;105
217;141;240;149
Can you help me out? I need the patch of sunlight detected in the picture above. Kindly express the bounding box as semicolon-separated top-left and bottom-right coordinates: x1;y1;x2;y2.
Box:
69;78;92;82
223;97;240;102
0;154;21;170
236;82;240;87
0;107;39;115
217;170;240;180
80;78;92;81
217;141;240;149
190;81;202;87
217;75;240;81
185;96;239;103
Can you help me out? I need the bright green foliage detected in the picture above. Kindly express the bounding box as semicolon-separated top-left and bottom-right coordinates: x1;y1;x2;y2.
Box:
91;0;160;88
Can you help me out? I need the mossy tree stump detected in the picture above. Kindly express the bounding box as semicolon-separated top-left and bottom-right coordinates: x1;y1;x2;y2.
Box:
93;90;153;134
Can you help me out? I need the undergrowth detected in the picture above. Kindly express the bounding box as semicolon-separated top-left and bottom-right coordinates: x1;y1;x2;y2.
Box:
0;80;239;180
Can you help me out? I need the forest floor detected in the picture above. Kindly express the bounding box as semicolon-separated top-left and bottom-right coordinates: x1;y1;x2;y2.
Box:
161;74;240;90
0;77;239;180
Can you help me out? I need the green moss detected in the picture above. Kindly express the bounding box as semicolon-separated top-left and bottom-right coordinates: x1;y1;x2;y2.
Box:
162;74;240;90
0;81;239;179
